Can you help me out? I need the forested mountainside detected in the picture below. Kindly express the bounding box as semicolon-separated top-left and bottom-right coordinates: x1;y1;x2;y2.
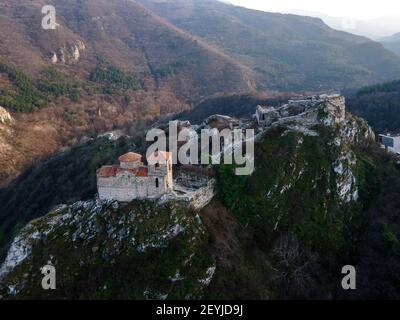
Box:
2;97;400;299
2;0;400;186
138;0;400;91
346;80;400;133
0;0;254;186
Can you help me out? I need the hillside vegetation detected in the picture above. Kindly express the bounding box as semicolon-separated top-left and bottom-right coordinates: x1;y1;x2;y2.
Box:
0;0;258;185
346;80;400;132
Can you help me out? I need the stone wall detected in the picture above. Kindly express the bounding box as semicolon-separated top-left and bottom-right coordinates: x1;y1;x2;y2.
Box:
175;166;212;189
256;106;280;127
160;179;217;211
120;160;141;169
188;179;217;210
98;173;170;202
256;94;347;129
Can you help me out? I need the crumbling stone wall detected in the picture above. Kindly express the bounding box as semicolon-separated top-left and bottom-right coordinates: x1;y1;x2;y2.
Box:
256;94;347;128
160;179;217;211
188;179;217;210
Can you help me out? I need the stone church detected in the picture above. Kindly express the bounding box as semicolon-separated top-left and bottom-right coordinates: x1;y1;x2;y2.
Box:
97;151;173;202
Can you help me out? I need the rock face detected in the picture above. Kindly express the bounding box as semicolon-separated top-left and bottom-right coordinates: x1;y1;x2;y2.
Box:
51;40;86;64
254;95;375;205
0;199;215;299
0;107;13;125
205;114;240;130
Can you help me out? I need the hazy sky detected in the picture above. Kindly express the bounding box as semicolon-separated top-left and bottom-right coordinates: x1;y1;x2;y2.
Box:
228;0;400;20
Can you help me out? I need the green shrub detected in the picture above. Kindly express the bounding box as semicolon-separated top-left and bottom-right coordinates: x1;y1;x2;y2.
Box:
382;223;399;253
0;61;45;112
89;62;140;92
37;67;81;101
216;163;249;210
0;63;84;112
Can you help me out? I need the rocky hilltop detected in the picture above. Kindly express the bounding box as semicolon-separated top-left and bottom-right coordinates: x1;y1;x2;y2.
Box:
0;199;214;299
2;95;399;300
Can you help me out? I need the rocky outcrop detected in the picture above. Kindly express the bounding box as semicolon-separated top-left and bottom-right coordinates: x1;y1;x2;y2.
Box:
205;114;240;130
50;40;86;64
0;199;215;299
0;107;13;125
243;95;373;205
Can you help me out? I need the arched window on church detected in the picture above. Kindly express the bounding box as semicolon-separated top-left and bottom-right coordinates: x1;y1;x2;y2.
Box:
155;163;160;169
155;178;159;188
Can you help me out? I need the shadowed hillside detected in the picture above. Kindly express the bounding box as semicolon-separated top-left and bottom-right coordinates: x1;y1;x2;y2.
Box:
346;80;400;133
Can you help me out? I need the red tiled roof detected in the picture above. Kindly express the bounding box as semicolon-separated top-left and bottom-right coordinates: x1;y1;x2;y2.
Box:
118;152;142;162
96;165;119;178
97;166;148;178
136;167;148;177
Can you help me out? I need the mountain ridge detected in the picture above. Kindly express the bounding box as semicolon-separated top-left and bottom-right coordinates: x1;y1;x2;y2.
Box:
138;0;400;91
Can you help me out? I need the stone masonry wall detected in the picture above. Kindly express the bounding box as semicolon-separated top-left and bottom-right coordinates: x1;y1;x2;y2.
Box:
98;173;169;202
161;179;217;211
188;179;217;210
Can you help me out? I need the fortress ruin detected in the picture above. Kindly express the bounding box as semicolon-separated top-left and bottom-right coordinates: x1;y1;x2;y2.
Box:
256;94;346;128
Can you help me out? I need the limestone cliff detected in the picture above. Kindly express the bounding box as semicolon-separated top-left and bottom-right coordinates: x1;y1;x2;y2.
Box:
50;41;86;64
0;199;214;299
